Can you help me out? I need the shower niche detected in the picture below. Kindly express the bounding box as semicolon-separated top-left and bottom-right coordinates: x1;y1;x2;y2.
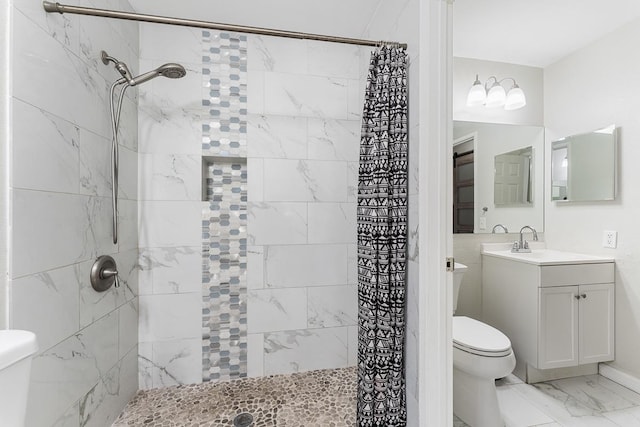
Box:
201;156;247;202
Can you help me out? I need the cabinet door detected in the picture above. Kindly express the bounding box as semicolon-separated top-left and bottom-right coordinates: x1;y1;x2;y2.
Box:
538;286;579;369
579;283;615;364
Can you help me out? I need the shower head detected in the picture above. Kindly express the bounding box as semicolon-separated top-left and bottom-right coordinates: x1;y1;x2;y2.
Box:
101;50;186;87
128;63;187;86
158;63;187;79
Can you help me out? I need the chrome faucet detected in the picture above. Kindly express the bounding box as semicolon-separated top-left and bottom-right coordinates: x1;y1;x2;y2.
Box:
492;224;508;233
512;225;538;253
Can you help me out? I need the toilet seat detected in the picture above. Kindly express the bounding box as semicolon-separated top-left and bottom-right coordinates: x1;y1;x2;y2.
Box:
453;316;512;357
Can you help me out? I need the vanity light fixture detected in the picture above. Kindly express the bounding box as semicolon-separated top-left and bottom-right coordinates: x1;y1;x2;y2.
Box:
466;75;527;110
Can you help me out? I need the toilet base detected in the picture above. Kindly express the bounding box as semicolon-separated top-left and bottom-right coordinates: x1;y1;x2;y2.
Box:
453;366;505;427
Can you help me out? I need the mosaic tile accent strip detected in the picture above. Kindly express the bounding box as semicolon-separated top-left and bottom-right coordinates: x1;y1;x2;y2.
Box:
202;30;248;157
113;367;357;426
202;30;249;383
202;159;248;382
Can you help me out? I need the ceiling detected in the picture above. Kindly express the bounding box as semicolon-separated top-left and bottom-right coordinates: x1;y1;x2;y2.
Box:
127;0;640;69
127;0;383;41
454;0;640;68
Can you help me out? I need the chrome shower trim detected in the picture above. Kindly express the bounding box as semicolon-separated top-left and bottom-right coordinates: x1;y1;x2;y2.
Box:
101;50;135;86
100;50;115;66
42;1;407;49
103;52;186;244
108;79;128;244
129;63;186;86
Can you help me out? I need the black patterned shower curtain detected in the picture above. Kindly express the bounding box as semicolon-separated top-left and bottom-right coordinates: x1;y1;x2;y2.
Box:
357;45;408;427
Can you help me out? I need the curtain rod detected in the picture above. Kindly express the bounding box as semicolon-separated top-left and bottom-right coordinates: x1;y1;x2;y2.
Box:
42;1;407;49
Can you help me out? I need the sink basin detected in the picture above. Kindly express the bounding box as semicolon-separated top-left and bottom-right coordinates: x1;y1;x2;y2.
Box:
481;243;614;265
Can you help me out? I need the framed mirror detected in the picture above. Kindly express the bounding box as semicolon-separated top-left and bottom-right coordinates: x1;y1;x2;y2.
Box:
453;121;544;234
551;125;617;202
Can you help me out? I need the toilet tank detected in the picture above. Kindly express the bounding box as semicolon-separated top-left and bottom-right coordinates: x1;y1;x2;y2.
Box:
0;330;38;427
452;262;468;314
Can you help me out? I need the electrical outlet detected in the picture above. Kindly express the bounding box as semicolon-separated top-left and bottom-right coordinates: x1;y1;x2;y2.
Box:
603;230;617;249
479;217;487;230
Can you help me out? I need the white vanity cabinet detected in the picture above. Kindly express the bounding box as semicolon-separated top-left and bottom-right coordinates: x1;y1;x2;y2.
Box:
539;282;614;369
481;245;614;382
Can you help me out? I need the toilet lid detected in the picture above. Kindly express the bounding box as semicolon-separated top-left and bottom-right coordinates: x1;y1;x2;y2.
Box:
453;316;512;357
0;330;38;371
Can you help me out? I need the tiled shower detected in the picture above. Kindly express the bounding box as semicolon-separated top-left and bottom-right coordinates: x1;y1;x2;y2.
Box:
6;0;422;425
137;22;369;387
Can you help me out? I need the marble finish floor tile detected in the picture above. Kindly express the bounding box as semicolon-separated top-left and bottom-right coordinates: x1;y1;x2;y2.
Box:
497;385;555;426
496;373;524;387
603;406;640;426
476;373;640;427
113;367;356;426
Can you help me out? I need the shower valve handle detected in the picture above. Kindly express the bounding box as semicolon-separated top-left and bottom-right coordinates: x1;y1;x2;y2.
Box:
101;268;118;278
90;255;120;291
101;268;120;288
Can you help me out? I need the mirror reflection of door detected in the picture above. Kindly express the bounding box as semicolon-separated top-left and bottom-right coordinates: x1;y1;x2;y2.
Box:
494;154;531;205
453;148;474;233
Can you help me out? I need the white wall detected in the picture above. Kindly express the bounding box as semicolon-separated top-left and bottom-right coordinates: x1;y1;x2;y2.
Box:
454;57;544;126
452;123;545;322
136;23;205;389
245;35;365;378
452;57;545;321
9;0;139;425
544;17;640;379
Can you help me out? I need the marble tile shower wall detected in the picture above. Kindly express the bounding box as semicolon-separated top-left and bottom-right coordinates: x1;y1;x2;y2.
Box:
10;0;139;426
137;23;207;389
138;27;251;387
137;22;371;386
245;36;370;376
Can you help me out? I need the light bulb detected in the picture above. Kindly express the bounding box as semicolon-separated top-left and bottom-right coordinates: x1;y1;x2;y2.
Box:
505;84;526;110
485;83;506;108
466;75;486;107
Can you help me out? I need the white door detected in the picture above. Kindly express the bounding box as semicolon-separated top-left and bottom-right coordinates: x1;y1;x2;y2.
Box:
579;283;615;364
539;286;579;369
494;154;530;205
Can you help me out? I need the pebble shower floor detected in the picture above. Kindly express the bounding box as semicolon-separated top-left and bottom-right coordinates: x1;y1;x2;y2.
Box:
113;367;356;426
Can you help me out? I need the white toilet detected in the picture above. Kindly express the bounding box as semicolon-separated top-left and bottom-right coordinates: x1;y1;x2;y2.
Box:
0;330;38;427
452;263;515;427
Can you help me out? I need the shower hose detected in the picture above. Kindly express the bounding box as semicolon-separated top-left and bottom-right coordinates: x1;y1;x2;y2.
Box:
108;79;129;245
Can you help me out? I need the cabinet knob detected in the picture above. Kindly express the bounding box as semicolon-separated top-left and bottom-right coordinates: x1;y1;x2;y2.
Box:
581;294;587;299
575;295;581;300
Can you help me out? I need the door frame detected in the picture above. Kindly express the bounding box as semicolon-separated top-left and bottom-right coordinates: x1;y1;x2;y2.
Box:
418;0;453;425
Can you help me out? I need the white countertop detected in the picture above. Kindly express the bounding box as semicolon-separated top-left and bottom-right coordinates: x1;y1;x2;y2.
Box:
481;243;615;266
